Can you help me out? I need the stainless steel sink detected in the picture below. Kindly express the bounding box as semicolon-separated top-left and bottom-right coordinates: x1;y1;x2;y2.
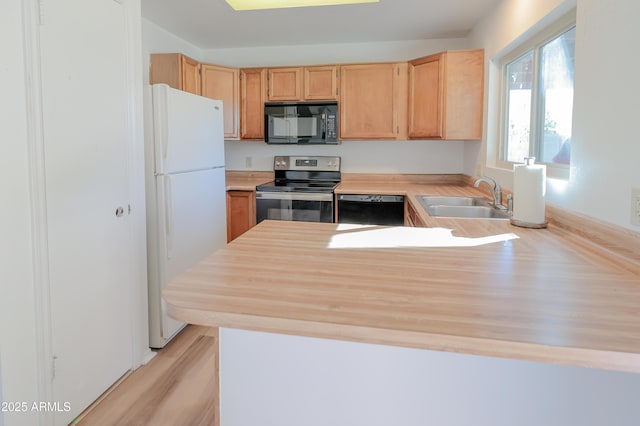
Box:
417;196;490;207
417;195;510;220
425;205;510;219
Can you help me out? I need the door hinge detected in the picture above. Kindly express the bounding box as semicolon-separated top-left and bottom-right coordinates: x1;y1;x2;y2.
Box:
52;355;58;380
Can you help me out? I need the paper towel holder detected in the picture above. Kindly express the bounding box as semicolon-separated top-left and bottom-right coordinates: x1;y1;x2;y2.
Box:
510;157;549;229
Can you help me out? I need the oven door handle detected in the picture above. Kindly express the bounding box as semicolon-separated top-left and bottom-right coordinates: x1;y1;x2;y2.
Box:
256;192;334;202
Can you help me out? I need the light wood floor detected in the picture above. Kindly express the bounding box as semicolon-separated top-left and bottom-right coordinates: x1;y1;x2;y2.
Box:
75;325;218;426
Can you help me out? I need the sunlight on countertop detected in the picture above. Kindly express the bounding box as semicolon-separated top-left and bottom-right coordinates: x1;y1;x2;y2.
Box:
328;224;519;249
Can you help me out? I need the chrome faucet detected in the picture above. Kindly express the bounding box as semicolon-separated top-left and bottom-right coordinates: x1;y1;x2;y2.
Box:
474;176;504;209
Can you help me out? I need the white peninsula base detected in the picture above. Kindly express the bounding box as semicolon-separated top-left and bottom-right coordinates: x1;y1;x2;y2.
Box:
220;328;640;426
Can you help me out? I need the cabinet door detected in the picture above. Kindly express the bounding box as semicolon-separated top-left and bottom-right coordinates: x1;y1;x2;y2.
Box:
408;54;443;138
409;50;484;140
304;66;339;100
240;68;266;139
202;64;240;139
442;49;484;140
340;63;407;139
149;53;182;89
227;191;256;242
180;55;201;95
405;201;426;227
268;67;303;101
150;53;200;95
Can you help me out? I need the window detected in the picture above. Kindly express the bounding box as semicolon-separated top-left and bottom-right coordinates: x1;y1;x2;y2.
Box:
499;17;576;175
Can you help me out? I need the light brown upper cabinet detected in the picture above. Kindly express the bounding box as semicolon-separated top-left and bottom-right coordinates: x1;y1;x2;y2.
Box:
267;67;303;101
240;68;267;140
339;63;408;140
149;53;201;95
267;66;339;101
408;49;484;140
201;64;240;139
304;66;339;100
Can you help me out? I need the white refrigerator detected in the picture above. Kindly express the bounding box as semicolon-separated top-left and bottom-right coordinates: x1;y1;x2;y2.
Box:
144;83;227;348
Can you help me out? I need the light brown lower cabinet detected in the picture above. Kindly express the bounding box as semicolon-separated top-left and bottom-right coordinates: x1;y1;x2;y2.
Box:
226;190;256;242
405;201;425;227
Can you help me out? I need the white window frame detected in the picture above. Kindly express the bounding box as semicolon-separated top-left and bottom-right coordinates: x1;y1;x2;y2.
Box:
495;10;576;180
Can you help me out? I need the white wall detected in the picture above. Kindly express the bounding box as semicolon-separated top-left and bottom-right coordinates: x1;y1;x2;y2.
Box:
469;0;640;230
225;139;464;173
141;20;471;174
201;39;469;68
141;18;202;84
0;1;41;425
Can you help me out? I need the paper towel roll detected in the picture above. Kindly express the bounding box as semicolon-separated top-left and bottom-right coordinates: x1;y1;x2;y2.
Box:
512;157;547;228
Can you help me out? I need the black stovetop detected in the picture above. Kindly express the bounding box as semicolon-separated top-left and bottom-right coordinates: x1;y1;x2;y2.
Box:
256;168;341;193
256;179;339;193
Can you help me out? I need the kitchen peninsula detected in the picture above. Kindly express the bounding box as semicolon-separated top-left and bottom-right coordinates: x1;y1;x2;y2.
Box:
164;183;640;426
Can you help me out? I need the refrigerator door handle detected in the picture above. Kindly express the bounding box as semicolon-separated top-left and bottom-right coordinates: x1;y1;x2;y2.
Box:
165;175;173;259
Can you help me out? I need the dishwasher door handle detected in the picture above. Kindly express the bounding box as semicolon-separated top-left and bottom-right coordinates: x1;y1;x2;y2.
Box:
338;194;405;203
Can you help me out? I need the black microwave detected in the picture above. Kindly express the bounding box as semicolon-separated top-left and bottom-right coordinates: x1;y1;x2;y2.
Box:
264;102;338;144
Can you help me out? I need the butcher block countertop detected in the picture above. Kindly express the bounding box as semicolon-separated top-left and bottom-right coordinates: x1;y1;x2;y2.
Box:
168;179;640;373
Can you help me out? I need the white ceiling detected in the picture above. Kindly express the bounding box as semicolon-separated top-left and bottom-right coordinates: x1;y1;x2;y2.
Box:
141;0;502;49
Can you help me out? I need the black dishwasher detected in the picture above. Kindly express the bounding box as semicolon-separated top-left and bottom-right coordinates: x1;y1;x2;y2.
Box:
337;194;405;225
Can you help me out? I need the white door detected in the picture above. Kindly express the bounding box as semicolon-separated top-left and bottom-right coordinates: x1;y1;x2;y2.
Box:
39;0;135;424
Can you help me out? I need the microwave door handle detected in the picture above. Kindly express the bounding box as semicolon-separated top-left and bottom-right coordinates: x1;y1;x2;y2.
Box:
283;115;292;143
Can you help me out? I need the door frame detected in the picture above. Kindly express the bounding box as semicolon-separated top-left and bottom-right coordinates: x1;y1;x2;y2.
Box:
21;0;149;423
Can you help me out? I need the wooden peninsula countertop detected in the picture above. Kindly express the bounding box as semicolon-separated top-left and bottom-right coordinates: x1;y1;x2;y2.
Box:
166;182;640;374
